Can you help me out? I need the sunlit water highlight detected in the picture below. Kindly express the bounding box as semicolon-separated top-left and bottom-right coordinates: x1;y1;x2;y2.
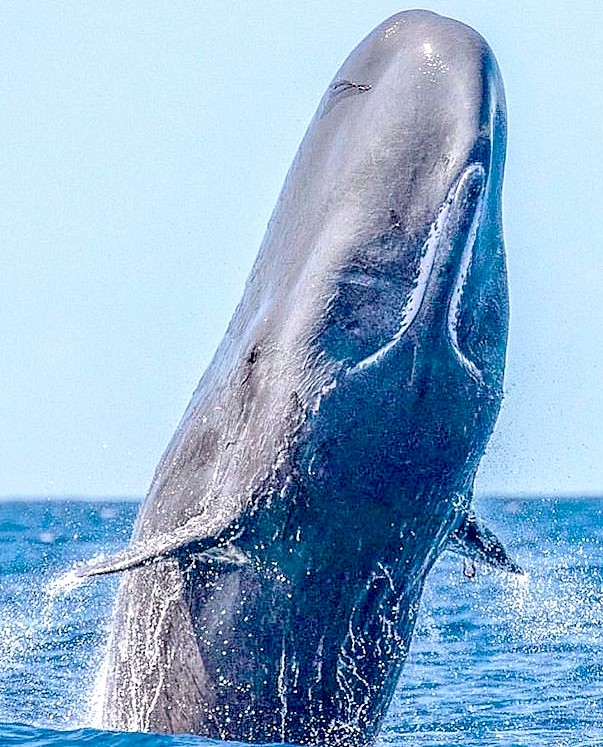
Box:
1;498;602;746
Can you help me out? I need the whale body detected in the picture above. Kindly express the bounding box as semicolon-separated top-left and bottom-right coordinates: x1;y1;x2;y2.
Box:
84;10;517;746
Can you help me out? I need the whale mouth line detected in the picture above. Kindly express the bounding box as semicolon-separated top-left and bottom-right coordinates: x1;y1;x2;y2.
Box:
350;163;485;375
446;168;486;383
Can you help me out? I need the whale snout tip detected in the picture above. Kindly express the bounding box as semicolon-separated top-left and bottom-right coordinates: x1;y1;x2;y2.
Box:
375;8;491;63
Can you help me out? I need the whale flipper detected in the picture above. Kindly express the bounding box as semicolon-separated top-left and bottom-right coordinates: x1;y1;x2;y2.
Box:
73;514;247;579
73;546;163;579
449;512;523;574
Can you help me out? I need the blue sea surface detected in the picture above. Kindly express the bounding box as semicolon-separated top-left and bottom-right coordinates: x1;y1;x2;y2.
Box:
1;497;602;746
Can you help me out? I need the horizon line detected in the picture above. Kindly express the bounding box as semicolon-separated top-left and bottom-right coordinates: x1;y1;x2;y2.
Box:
0;492;602;503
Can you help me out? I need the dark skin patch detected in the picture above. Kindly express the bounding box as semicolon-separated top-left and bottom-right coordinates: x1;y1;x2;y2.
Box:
247;344;260;366
241;343;261;387
389;209;402;229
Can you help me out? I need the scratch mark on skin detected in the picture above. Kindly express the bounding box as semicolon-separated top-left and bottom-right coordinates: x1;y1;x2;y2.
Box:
277;636;288;740
376;561;396;596
145;564;182;728
312;634;325;691
336;601;374;727
321;80;373;117
331;80;372;95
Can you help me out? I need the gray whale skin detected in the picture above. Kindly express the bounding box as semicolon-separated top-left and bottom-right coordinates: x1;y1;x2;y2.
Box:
85;10;519;746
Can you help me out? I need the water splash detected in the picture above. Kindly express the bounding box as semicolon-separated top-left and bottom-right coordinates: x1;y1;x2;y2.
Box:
384;498;603;746
0;560;118;729
46;566;91;596
503;548;603;647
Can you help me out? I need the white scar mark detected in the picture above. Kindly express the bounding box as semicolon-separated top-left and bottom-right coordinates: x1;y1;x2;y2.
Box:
144;573;181;726
277;636;288;740
377;561;397;596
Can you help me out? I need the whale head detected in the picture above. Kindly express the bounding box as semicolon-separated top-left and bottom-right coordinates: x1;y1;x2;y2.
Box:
244;10;510;502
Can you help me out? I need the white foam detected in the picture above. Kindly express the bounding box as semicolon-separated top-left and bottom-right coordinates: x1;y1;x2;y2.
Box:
45;568;88;596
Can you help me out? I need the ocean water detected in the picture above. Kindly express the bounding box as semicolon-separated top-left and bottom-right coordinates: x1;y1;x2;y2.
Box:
1;497;602;747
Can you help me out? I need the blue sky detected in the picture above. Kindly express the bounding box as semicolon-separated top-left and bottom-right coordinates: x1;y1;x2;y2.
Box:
1;1;602;498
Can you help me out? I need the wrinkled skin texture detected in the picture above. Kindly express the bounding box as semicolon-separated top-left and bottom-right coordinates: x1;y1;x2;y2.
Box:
97;10;508;746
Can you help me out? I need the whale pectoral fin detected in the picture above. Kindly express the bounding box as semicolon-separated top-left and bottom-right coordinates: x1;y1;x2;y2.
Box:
72;514;249;581
72;543;178;580
74;515;234;578
73;551;146;579
73;539;250;581
448;512;523;574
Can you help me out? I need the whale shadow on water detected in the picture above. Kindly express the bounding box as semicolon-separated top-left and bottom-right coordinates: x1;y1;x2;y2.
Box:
72;10;521;747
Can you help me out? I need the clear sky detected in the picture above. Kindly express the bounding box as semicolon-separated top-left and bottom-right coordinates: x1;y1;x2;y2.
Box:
1;1;602;498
